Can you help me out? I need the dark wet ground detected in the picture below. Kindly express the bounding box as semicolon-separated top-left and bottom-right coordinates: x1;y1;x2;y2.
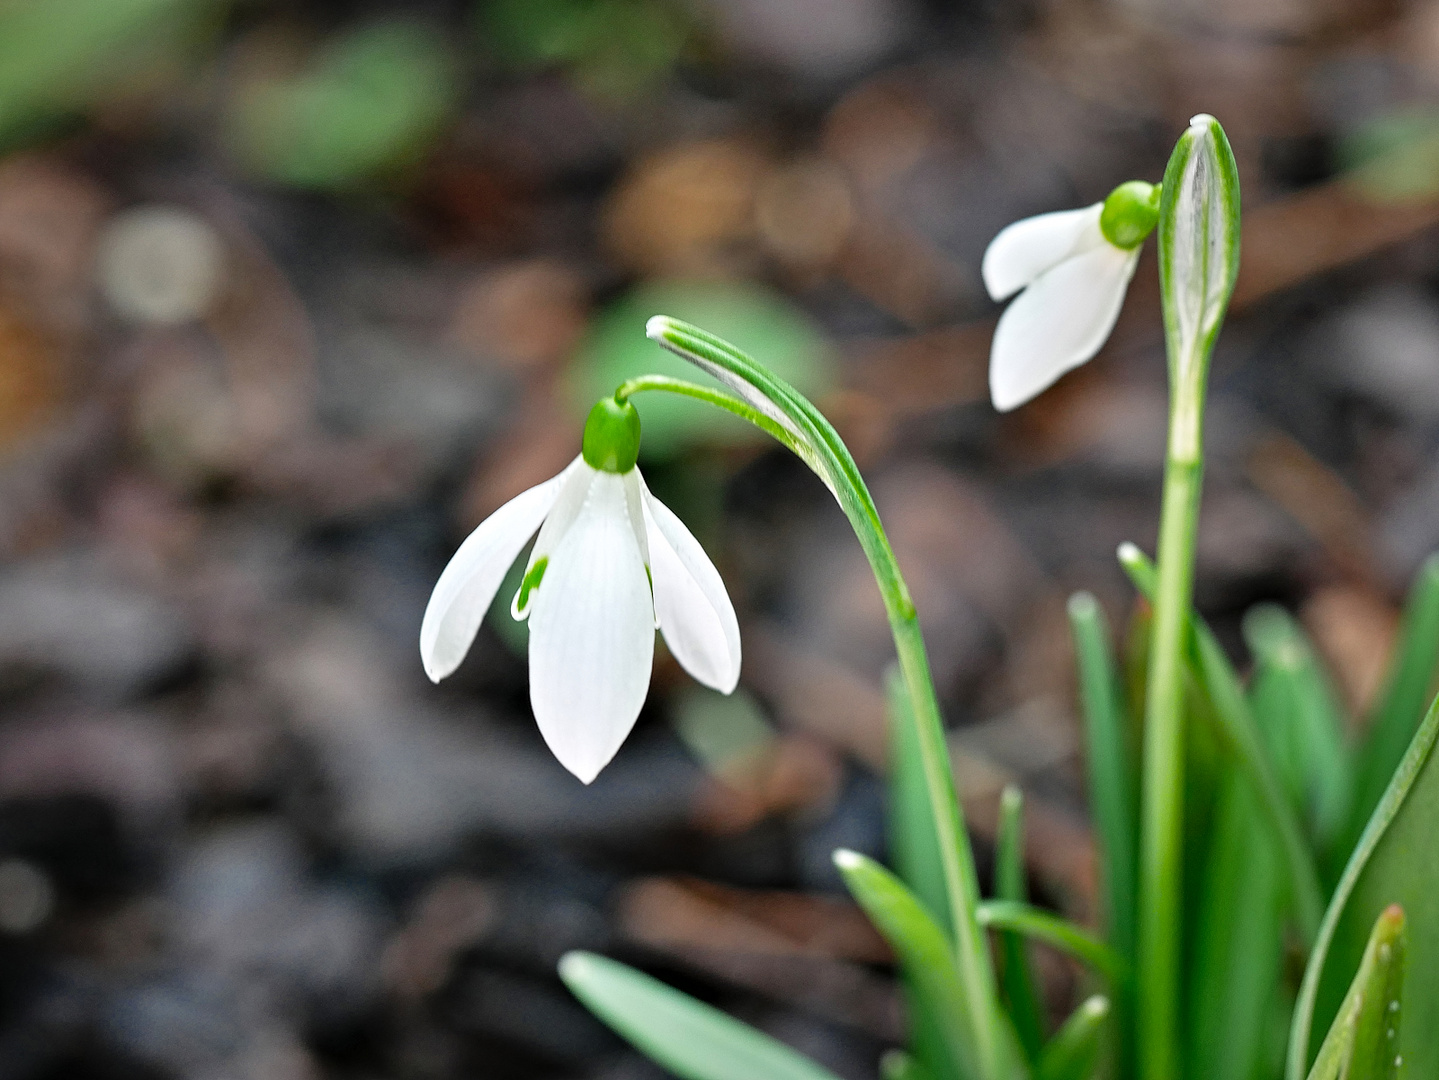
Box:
0;0;1438;1076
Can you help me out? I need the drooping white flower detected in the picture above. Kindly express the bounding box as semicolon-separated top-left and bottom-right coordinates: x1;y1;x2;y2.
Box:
983;181;1160;412
420;397;741;783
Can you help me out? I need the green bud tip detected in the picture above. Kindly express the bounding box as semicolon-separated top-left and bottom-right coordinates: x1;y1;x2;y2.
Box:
1100;180;1161;249
582;395;641;473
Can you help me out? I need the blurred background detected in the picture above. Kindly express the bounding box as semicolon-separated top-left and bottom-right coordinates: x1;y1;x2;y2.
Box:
0;0;1437;1076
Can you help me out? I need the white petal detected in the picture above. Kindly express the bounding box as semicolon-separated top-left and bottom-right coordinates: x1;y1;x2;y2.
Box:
420;472;566;682
642;484;741;693
512;457;594;619
981;203;1105;302
989;243;1140;412
528;472;655;783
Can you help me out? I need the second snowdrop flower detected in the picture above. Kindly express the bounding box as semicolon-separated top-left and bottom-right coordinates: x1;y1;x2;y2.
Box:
983;180;1161;412
420;396;741;784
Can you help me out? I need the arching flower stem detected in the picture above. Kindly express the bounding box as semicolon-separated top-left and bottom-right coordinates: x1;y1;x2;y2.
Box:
630;318;1012;1080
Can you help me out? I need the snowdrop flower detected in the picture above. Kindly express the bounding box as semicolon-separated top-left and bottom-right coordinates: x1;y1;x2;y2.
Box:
420;396;741;783
983;180;1161;412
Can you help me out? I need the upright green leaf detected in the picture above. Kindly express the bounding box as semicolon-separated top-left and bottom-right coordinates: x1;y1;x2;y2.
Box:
888;666;949;933
1041;995;1105;1080
1119;542;1325;945
1302;906;1406;1080
1245;604;1351;861
882;1050;937;1080
1037;997;1110;1080
834;850;1009;1080
995;786;1045;1062
1068;593;1137;967
1186;769;1286;1080
887;668;963;1080
1288;691;1439;1079
559;952;843;1080
1345;554;1439;856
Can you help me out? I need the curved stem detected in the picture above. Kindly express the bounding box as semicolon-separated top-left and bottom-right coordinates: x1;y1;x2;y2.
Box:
614;375;807;459
632;319;1011;1080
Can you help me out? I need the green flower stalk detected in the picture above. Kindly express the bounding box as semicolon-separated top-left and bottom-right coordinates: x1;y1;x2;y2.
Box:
1138;113;1241;1080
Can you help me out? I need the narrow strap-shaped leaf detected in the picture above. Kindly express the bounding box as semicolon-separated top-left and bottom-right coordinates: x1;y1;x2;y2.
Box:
1118;542;1325;945
1288;689;1439;1080
1346;554;1439;856
1068;593;1138;967
1037;996;1110;1080
996;786;1045;1062
887;668;963;1080
1244;604;1352;866
834;850;991;1080
1186;770;1286;1080
887;666;949;934
1304;906;1406;1080
975;900;1128;988
559;952;844;1080
882;1049;937;1080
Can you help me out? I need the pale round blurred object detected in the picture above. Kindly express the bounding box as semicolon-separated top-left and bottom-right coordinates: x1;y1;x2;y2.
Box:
602;140;766;276
755;158;854;272
96;206;226;325
0;858;54;934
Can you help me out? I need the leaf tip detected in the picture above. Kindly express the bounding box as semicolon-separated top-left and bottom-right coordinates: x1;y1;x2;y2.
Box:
557;950;596;985
832;848;865;872
1080;994;1111;1021
1067;590;1098;619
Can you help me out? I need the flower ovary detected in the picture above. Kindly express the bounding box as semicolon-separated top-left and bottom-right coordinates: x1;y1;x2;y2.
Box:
582;396;642;473
1100;180;1161;249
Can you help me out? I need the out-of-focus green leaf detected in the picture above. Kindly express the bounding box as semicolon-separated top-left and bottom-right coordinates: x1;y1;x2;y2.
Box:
886;668;962;1080
833;849;985;1080
480;0;690;100
1187;769;1286;1080
674;685;775;775
995;785;1044;1063
881;1049;935;1080
1037;996;1110;1080
0;0;223;147
975;901;1127;989
1344;554;1439;858
572;280;832;458
559;952;843;1080
1339;107;1439;203
1302;906;1406;1080
1245;604;1352;871
887;666;947;930
1068;593;1137;969
1288;690;1439;1080
1118;542;1325;946
231;20;457;189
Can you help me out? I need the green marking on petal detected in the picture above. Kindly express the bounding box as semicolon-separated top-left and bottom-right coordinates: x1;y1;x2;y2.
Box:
1100;180;1161;249
582;396;642;472
514;556;549;618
